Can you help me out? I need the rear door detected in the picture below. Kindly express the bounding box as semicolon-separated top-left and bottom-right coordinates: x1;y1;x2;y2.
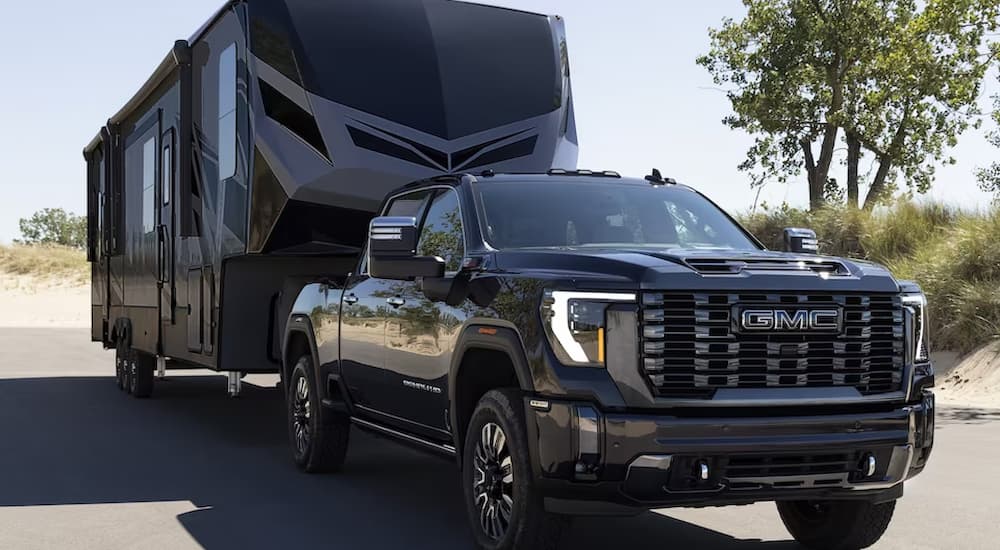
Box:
86;142;109;342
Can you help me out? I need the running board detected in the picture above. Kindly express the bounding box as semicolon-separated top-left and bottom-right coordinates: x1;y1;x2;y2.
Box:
351;417;457;458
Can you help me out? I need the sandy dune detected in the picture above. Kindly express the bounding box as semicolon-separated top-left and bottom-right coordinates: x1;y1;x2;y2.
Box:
935;342;1000;409
0;274;89;328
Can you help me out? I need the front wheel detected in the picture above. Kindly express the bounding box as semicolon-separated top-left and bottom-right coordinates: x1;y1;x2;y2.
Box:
462;389;566;550
776;499;896;550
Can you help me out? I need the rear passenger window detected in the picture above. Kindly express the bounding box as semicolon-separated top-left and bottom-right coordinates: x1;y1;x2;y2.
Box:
418;190;464;272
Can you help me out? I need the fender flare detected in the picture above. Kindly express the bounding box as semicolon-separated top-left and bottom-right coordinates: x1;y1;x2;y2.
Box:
283;314;321;384
448;322;535;457
284;314;353;414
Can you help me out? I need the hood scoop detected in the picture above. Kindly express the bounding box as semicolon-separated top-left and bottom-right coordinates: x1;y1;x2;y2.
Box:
683;257;851;276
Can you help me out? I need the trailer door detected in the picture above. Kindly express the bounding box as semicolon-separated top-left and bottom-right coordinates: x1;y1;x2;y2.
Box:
159;128;175;325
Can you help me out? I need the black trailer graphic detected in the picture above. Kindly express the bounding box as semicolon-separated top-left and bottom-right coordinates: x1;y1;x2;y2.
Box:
84;0;578;394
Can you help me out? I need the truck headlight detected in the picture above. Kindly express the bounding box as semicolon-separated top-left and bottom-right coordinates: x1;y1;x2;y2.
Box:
541;290;636;367
902;293;930;363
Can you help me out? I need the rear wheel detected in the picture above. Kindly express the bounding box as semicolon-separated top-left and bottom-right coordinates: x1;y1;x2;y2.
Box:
287;355;350;473
776;499;896;550
462;389;566;550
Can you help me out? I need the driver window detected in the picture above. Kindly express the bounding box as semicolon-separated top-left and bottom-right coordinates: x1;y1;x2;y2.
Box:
418;189;465;273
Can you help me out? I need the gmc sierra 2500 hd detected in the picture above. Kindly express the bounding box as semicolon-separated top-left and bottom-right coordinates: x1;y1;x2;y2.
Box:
283;170;935;550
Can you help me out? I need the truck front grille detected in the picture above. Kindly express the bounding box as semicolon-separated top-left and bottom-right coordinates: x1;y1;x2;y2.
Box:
640;292;904;399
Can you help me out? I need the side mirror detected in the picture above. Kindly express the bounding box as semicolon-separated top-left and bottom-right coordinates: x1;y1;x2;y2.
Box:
368;217;445;280
783;227;819;254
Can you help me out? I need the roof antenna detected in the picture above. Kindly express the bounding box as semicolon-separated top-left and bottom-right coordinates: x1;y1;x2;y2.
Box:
645;169;678;186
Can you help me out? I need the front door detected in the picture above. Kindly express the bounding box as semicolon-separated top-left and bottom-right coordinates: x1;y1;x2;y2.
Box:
383;188;466;433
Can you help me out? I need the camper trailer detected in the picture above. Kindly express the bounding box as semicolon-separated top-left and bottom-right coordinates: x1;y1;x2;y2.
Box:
84;0;578;396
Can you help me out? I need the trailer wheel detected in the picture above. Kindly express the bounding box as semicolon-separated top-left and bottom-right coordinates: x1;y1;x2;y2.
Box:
287;355;350;473
115;343;127;391
128;350;155;399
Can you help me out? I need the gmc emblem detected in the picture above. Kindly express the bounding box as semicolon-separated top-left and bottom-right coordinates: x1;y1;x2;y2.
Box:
738;308;842;332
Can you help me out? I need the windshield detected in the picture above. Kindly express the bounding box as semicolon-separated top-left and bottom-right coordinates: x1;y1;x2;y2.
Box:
259;0;561;141
474;181;760;251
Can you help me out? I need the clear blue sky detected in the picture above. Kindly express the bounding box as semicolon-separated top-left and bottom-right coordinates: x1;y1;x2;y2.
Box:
0;0;995;243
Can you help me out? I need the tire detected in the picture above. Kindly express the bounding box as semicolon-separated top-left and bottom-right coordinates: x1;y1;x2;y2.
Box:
462;389;567;550
115;343;127;391
287;355;350;473
128;350;155;399
776;499;897;550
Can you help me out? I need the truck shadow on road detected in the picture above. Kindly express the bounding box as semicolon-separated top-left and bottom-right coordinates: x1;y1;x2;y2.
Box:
0;375;798;549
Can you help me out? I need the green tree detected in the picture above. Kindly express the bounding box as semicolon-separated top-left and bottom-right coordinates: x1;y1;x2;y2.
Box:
977;88;1000;197
17;208;86;248
699;0;998;211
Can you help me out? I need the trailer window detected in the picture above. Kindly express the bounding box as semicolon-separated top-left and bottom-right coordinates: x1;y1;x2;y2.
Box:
142;137;156;234
219;44;237;181
162;139;172;206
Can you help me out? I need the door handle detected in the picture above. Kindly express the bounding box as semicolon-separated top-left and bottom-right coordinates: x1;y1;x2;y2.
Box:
386;297;406;308
343;294;359;305
156;224;168;284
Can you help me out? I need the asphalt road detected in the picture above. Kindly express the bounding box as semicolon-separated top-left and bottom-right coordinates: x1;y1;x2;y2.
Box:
1;327;997;549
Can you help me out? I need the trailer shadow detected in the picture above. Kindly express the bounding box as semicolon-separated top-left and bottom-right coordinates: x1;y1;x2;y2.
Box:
0;375;797;549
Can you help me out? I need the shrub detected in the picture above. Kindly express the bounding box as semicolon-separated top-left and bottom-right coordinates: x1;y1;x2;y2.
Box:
0;244;88;285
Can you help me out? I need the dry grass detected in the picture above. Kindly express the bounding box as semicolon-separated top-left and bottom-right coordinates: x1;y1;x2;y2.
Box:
0;244;88;287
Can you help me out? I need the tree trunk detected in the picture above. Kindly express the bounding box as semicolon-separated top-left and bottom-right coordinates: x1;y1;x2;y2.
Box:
801;139;822;209
863;157;893;210
846;131;860;209
862;108;910;211
813;124;839;209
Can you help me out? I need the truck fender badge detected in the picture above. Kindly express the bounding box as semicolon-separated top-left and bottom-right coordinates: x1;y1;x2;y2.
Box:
402;380;442;394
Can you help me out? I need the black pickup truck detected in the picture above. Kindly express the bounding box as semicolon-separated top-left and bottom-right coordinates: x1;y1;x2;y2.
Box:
282;170;935;550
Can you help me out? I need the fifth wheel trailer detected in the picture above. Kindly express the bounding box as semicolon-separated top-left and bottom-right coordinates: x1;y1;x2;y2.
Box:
84;0;578;396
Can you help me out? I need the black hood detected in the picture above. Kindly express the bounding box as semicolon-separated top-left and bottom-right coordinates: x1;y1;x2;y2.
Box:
493;248;901;293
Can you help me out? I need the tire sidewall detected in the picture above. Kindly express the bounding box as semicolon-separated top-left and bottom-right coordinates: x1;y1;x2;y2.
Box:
126;349;137;395
462;390;537;550
287;357;319;469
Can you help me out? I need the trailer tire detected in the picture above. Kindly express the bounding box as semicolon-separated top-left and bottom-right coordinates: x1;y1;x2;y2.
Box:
776;499;896;550
287;355;349;473
115;343;127;391
128;350;155;399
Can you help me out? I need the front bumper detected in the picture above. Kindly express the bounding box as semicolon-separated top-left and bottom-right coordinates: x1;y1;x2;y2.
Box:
525;390;935;515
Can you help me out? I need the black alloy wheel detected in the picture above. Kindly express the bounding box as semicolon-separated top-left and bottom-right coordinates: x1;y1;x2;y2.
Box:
292;374;312;457
472;422;515;540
